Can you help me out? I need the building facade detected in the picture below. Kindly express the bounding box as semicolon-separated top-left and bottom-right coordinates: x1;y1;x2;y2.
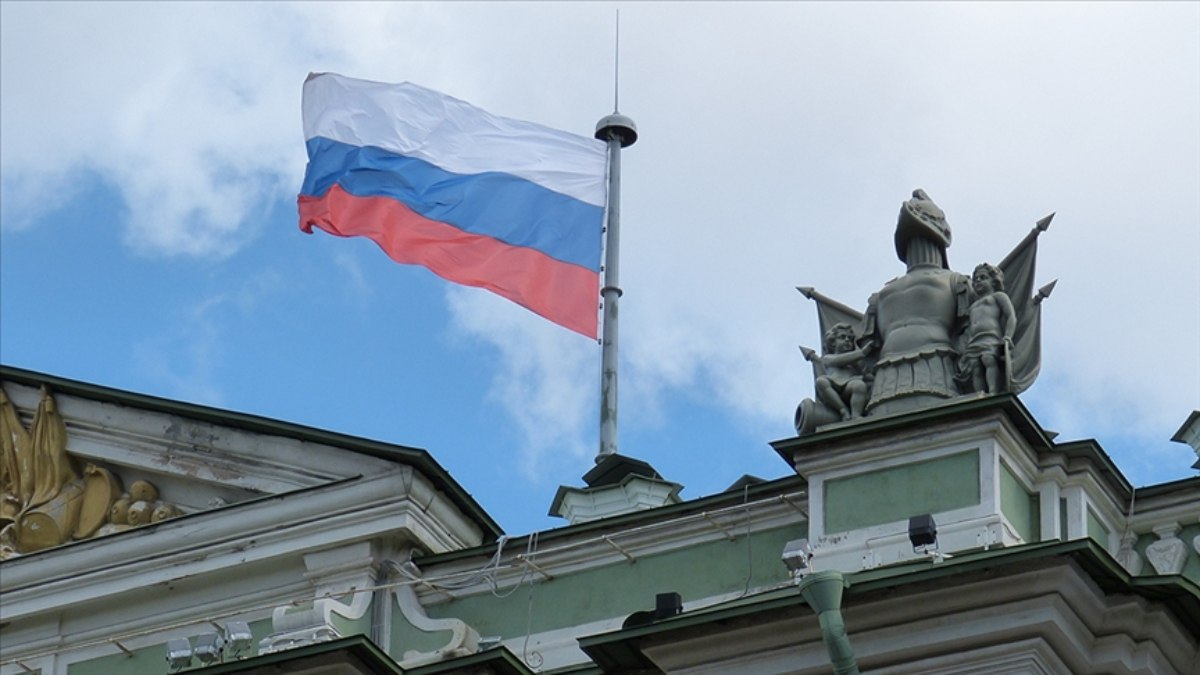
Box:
1;365;1197;674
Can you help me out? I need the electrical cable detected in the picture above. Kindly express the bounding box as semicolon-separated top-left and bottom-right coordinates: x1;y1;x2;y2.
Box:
519;530;544;669
740;483;754;598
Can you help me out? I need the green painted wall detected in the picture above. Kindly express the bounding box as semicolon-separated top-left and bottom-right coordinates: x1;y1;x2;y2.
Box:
1086;508;1109;547
415;522;803;642
68;618;271;675
999;461;1039;542
68;643;163;675
328;601;374;641
824;450;981;534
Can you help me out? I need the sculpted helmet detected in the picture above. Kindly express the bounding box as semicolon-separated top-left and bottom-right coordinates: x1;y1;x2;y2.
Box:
895;189;952;266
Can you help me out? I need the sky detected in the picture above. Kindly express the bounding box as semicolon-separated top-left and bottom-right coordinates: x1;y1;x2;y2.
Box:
2;2;1197;537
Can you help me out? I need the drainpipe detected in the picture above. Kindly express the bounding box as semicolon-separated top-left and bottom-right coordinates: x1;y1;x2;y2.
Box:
795;570;861;675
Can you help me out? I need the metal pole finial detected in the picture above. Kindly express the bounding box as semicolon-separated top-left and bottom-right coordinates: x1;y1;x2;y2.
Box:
614;9;620;114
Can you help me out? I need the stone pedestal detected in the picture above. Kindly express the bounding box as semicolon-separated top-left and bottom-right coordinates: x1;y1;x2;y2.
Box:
772;397;1124;574
549;454;683;525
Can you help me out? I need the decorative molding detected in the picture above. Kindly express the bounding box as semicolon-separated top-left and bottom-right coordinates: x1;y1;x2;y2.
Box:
394;583;479;667
1114;531;1143;576
0;381;430;562
1145;523;1186;575
0;378;398;500
259;581;374;655
0;467;484;623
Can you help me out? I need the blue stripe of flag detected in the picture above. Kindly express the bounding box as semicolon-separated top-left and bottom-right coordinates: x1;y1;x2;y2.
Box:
300;137;604;272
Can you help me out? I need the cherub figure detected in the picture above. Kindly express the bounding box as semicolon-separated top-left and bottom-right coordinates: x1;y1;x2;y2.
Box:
812;323;872;421
959;262;1017;393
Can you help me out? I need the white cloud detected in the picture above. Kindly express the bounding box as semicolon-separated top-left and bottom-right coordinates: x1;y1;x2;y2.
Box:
332;250;373;308
132;270;284;405
444;286;598;480
1;3;308;255
132;293;229;407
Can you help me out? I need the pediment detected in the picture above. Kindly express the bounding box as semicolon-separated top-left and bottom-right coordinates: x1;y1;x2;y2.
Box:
0;367;496;561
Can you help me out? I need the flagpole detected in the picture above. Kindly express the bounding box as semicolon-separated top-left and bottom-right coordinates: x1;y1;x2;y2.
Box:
594;113;636;462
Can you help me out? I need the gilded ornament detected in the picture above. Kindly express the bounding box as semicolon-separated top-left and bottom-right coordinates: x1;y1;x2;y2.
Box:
0;385;186;557
75;464;121;539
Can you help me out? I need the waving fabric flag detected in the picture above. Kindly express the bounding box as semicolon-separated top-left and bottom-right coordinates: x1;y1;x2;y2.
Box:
299;73;607;338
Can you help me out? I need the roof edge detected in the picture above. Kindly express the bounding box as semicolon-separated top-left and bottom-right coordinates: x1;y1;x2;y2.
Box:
771;394;1054;462
578;539;1200;665
0;364;504;539
418;473;807;567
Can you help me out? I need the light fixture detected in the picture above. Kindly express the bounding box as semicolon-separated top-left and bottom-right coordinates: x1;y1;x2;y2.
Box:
908;514;937;551
781;538;814;578
193;632;225;665
655;592;683;619
223;621;254;657
165;637;193;671
908;514;951;562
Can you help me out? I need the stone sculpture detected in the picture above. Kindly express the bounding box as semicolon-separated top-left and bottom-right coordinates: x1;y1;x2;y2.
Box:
958;263;1017;394
807;323;872;421
860;189;970;416
795;190;1055;435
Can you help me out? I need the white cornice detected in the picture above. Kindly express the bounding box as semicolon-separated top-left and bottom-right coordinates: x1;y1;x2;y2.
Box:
0;466;484;624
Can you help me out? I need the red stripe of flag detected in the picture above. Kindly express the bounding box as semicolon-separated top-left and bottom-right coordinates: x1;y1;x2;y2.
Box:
300;185;600;338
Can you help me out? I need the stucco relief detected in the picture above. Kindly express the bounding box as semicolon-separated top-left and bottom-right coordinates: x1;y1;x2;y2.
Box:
0;386;185;559
1145;524;1186;576
1115;531;1143;576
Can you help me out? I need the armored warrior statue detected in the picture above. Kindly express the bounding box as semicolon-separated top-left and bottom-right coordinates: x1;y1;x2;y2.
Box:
860;190;971;416
794;190;1055;435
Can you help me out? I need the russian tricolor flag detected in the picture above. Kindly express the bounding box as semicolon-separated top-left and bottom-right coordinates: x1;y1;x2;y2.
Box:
299;73;607;338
